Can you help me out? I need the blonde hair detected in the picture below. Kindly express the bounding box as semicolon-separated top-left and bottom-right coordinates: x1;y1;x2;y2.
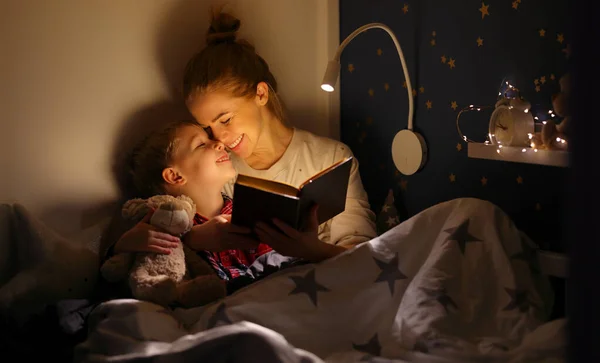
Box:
182;7;286;123
129;120;200;198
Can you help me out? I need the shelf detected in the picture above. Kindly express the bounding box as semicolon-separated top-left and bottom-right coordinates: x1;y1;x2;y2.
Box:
467;143;570;167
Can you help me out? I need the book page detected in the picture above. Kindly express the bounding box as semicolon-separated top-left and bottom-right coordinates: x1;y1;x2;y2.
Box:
235;174;300;197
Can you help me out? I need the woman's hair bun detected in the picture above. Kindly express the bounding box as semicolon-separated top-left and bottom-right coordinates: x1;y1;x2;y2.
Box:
206;8;241;45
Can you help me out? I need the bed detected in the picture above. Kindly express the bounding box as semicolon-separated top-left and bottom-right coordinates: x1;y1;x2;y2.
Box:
65;197;568;363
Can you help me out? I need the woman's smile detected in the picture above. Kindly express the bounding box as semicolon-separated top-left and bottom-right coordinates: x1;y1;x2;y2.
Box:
227;134;244;151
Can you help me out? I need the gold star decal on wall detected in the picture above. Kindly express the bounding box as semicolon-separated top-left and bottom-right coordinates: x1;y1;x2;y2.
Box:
441;55;447;63
368;88;374;97
426;100;432;109
432;31;436;37
366;117;373;125
535;203;542;211
479;2;490;19
419;86;425;93
449;173;456;182
456;143;462;151
477;37;484;47
448;58;456;69
412;89;417;97
512;1;519;10
557;33;564;44
539;29;546;37
359;131;367;143
540;76;546;84
400;179;408;191
402;81;407;88
384;83;390;91
534;78;539;85
516;175;523;184
535;85;541;92
377;48;383;56
451;101;458;110
550;74;556;80
481;176;488;186
402;3;409;14
348;64;355;73
430;39;436;46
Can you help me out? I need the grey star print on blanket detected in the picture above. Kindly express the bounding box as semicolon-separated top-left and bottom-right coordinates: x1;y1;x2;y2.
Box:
75;198;564;363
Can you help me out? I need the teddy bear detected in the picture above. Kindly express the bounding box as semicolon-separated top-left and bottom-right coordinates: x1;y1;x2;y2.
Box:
100;194;227;308
531;72;571;151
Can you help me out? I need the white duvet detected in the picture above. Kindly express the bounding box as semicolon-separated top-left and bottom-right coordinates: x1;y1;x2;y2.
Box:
74;198;566;363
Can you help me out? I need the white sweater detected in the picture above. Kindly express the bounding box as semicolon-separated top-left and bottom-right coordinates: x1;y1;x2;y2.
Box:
223;128;377;247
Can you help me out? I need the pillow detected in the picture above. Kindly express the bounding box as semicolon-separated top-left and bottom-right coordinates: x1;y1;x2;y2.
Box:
0;203;101;323
376;189;401;235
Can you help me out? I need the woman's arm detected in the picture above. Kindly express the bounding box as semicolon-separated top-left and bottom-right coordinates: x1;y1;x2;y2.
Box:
326;146;377;248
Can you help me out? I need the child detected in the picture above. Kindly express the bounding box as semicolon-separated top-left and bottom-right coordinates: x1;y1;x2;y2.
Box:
100;119;280;297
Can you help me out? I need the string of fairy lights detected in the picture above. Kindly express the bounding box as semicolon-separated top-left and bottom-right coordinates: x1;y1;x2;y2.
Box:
455;79;567;155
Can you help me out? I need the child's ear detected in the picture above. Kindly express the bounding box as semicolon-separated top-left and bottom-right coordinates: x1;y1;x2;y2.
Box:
162;167;186;186
255;82;270;106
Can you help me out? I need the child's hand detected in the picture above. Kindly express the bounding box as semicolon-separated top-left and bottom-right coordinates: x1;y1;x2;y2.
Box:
184;214;259;252
113;209;181;254
254;204;346;262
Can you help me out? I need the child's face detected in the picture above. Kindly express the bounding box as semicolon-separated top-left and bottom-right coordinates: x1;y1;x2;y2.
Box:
169;125;236;190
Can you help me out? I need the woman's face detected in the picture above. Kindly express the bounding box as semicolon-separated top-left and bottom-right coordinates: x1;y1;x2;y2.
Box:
186;84;269;160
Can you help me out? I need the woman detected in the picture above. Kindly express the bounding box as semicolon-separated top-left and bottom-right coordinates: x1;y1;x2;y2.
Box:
180;9;377;262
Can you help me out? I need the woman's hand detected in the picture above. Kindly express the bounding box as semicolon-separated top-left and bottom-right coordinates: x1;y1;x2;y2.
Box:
114;209;181;254
184;214;260;252
254;205;347;262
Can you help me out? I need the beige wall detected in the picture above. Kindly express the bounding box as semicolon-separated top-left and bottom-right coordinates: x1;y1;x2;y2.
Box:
1;0;340;238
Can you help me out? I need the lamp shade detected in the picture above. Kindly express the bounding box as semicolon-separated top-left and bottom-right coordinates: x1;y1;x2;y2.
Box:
321;60;340;92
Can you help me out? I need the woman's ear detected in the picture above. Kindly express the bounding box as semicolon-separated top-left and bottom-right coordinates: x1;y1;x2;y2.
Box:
162;167;186;186
255;82;270;106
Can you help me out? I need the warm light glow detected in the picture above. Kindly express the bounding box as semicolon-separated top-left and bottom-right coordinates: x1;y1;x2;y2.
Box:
498;145;503;148
548;110;553;114
524;108;529;113
542;121;547;124
534;117;539;120
496;149;501;153
528;133;533;139
561;139;566;144
556;137;561;142
321;84;334;92
531;142;535;148
534;148;538;152
522;148;526;152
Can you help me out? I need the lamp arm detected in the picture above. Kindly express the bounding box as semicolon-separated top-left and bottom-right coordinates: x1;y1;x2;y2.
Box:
335;23;414;130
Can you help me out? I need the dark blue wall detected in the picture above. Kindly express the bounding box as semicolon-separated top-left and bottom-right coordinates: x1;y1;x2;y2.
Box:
339;0;571;251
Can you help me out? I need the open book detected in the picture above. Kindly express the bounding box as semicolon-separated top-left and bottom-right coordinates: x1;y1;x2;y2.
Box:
231;156;353;231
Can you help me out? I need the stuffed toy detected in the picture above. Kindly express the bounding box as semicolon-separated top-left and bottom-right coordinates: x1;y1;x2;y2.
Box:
100;194;226;308
531;72;571;151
